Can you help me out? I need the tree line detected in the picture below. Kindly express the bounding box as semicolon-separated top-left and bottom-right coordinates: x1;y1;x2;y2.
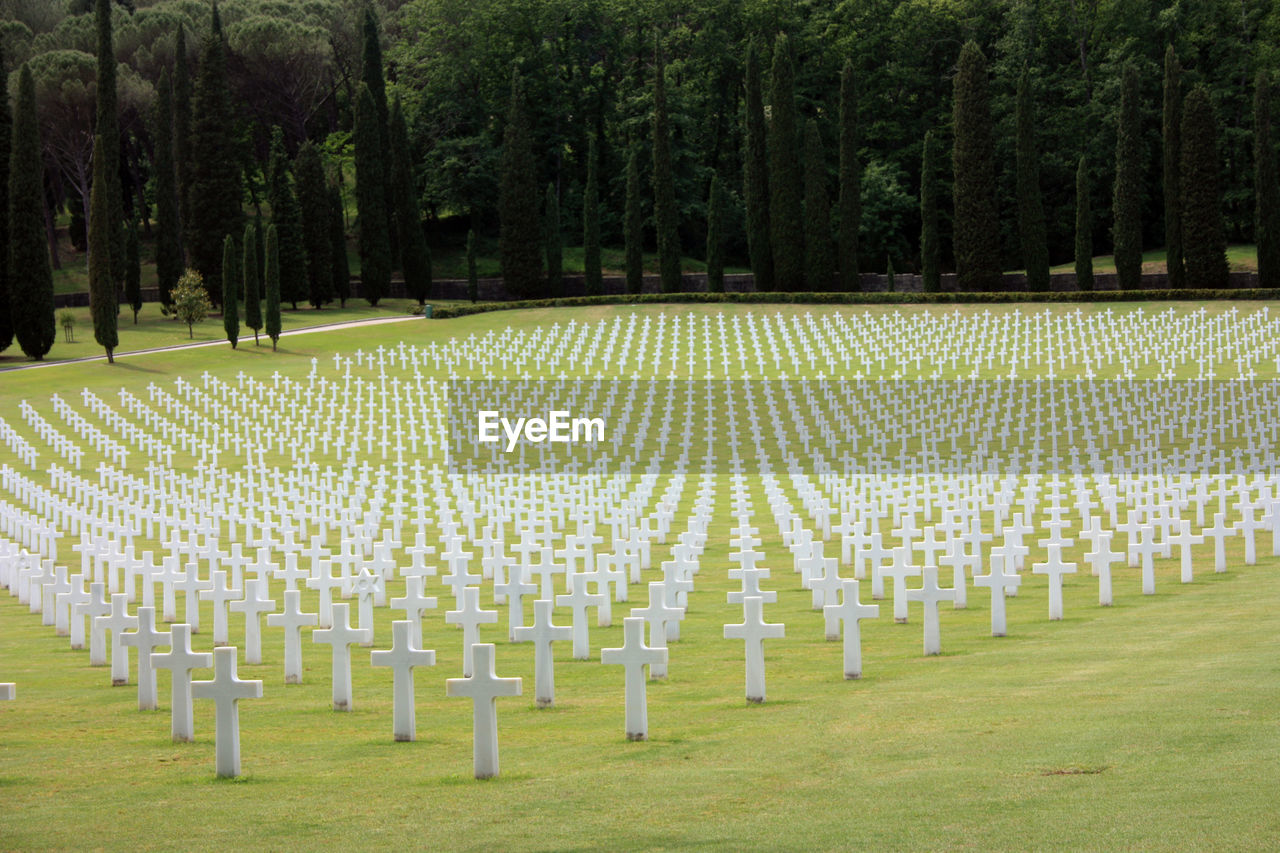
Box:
3;0;1280;359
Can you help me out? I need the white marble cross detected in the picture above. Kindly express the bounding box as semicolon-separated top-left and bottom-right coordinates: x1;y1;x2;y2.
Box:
556;572;606;660
119;606;170;710
228;578;276;665
371;620;436;741
96;593;138;686
1031;543;1076;619
445;643;522;779
266;589;318;684
312;602;372;711
1170;519;1204;583
190;646;263;778
904;565;956;655
973;552;1021;636
822;579;879;678
389;575;437;648
601;616;666;741
445;585;499;676
75;580;110;664
151;623;212;742
512;598;572;707
1084;531;1121;606
723;596;785;703
631;582;681;679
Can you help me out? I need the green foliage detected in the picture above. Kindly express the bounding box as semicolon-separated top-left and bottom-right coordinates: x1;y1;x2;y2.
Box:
295;139;334;309
544;182;562;297
1181;85;1228;289
124;218;140;323
264;222;281;349
0;42;11;353
389;97;431;305
171;268;210;339
466;228;478;303
582;135;601;297
360;5;392;233
221;233;238;348
624;146;643;295
705;173;724;294
243;222;261;344
837;60;860;291
94;0;123;289
173;24;191;241
8;64;53;359
1076;156;1094;292
267;128;307;309
743;39;773;293
1016;69;1049;293
185;5;241;300
328;186;350;308
88;132;117;361
152;67;182;309
652;38;681;294
498;70;542;298
1113;64;1144;291
920;130;940;294
1163;47;1184;289
768;34;804;292
803;119;834;291
1255;73;1280;289
859;160;914;278
952;41;1000;292
59;310;76;343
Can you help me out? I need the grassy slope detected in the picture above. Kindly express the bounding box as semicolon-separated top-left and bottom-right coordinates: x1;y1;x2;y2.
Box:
0;304;1277;850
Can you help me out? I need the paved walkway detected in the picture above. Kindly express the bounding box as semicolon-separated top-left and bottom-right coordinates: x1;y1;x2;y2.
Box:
1;314;424;372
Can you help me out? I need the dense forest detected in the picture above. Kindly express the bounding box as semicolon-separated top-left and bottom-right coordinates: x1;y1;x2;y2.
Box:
2;0;1279;296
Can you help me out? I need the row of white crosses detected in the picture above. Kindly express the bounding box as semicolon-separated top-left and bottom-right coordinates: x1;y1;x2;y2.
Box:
4;306;1280;778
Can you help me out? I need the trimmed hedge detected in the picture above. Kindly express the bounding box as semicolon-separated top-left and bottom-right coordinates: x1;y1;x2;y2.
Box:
429;288;1280;319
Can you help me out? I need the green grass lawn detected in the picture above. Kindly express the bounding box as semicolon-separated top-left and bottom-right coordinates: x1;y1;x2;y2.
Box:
1048;244;1258;275
1;303;1277;849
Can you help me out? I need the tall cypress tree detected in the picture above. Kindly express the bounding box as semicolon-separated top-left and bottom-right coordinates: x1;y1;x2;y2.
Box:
1181;85;1228;289
706;173;725;294
88;133;118;363
1163;47;1185;289
361;5;394;255
329;186;350;307
94;0;124;289
768;34;804;291
222;234;239;348
153;68;182;308
652;37;681;293
1016;69;1050;292
952;41;1001;292
254;211;265;290
544;183;562;296
243;222;261;345
1113;63;1143;290
186;6;241;300
389;97;431;305
0;43;12;353
354;83;391;305
466;227;479;302
8;65;54;360
124;218;140;323
920;129;940;294
264;223;281;350
624;147;643;294
498;70;542;297
295;140;334;308
583;135;602;296
1255;72;1280;289
803;119;834;291
173;24;192;257
267;129;307;309
1076;156;1094;292
743;40;773;292
838;60;861;290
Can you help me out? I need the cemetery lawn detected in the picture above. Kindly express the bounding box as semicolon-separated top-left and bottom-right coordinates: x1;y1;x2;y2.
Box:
2;302;1278;850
